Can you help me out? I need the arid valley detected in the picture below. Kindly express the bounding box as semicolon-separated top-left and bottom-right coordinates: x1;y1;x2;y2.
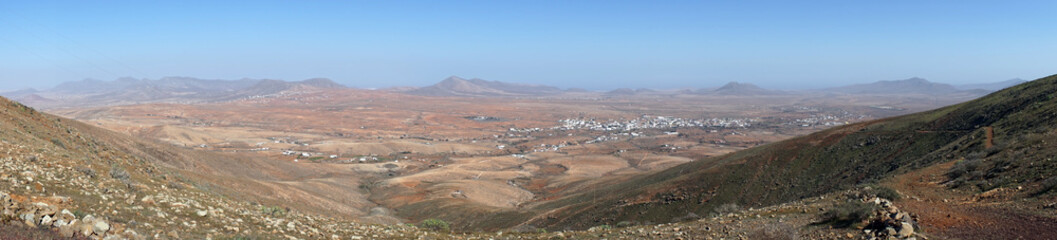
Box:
7;76;1053;239
3;2;1056;239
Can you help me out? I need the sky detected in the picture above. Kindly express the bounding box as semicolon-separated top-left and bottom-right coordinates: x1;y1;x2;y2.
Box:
1;1;1055;90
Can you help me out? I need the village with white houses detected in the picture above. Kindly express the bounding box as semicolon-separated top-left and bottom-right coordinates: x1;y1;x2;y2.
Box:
510;115;755;134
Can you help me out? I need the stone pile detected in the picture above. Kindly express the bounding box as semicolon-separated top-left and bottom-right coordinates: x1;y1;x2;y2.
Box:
1;191;142;239
862;197;920;240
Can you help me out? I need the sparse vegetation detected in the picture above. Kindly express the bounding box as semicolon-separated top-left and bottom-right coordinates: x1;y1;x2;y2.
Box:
816;201;876;228
863;185;901;200
50;138;65;149
418;218;450;232
710;203;742;217
1033;177;1057;196
947;158;983;180
77;166;97;178
109;166;131;181
260;205;287;217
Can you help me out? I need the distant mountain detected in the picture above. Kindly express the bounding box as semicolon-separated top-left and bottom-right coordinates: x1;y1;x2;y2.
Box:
21;77;345;109
956;78;1027;91
51;77;261;94
710;81;781;95
827;77;960;94
404;76;562;97
673;82;780;96
0;88;39;98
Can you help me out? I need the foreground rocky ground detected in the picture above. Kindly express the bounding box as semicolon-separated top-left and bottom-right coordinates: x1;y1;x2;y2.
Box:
0;148;917;240
9;138;1053;240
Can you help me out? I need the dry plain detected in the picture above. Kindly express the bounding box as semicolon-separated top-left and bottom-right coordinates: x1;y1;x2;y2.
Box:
47;86;978;228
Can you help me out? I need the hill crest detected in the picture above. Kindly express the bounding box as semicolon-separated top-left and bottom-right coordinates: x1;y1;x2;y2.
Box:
828;77;961;94
404;76;563;97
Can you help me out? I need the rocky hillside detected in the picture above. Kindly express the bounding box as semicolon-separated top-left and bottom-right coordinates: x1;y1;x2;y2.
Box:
0;96;449;239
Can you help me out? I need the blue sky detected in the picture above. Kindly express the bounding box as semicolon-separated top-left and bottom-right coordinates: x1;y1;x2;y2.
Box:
1;1;1054;90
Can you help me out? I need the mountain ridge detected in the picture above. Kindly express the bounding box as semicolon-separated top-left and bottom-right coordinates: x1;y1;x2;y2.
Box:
825;77;961;94
404;76;564;97
4;77;346;109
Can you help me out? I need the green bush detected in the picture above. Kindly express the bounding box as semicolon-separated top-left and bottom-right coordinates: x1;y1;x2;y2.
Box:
260;206;286;217
864;185;901;200
419;218;450;232
947;158;983;180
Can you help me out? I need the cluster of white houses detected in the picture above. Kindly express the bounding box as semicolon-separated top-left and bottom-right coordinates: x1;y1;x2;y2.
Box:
508;115;754;134
557;115;754;132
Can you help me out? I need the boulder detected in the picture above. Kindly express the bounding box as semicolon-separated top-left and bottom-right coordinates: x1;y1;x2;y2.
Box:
38;204;57;217
59;223;77;238
79;221;95;236
897;222;914;237
21;213;38;227
82;214;96;223
40;215;54;226
59;209;77;222
93;220;111;235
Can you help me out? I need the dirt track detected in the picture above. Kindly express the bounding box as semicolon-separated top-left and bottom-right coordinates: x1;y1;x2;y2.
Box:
886;161;1057;240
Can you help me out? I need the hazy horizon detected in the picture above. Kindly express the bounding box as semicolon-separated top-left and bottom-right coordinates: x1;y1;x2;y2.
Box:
0;75;1033;93
2;1;1054;90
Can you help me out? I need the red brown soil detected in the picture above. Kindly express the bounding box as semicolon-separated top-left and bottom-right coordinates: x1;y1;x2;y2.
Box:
985;126;994;149
885;161;1057;240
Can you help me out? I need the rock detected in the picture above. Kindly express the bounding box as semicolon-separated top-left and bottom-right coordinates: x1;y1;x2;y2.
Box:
80;221;95;236
39;205;57;216
40;215;54;226
21;213;38;227
121;229;143;240
53;218;69;227
140;195;154;205
82;214;96;223
59;223;77;238
93;220;111;235
102;235;125;240
60;209;76;221
196;209;209;217
898;222;914;237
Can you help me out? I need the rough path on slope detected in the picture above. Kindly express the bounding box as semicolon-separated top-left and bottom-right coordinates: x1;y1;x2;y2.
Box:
885;161;1057;240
